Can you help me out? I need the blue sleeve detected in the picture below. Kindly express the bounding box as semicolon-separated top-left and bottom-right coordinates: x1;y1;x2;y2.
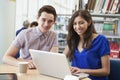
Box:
98;36;110;57
71;58;77;67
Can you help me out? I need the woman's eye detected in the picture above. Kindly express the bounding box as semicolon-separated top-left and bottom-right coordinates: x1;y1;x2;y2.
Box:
79;22;84;25
73;23;76;25
73;22;84;26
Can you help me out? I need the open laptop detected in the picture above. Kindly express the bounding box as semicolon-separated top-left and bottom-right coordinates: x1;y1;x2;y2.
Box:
29;49;89;79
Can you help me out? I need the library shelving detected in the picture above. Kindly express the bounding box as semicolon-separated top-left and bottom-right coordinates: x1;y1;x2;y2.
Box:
91;13;120;18
92;13;120;38
92;13;120;59
54;15;70;53
86;0;120;14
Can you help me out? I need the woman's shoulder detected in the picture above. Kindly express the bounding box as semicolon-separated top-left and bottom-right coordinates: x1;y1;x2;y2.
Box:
93;34;108;41
92;34;109;45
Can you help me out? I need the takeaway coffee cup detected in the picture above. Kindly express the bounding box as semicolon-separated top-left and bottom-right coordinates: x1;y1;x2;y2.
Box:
18;62;28;73
64;75;79;80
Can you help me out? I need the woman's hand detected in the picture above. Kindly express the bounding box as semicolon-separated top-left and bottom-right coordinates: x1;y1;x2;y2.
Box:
71;67;81;74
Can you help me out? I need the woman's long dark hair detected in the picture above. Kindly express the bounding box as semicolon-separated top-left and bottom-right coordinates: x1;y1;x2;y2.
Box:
67;10;97;61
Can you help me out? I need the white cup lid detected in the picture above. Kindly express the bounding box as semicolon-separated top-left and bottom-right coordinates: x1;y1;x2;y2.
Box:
18;62;29;64
64;75;79;80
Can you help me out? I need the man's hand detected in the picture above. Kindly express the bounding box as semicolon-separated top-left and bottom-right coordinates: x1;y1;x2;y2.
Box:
17;58;36;69
27;60;36;69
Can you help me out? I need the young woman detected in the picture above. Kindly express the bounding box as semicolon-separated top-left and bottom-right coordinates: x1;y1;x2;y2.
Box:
63;10;110;80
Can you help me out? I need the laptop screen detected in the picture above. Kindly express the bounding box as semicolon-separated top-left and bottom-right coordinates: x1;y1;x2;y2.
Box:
29;49;71;79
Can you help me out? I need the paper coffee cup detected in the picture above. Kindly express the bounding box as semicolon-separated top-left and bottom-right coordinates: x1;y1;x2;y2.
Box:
18;62;28;73
64;75;79;80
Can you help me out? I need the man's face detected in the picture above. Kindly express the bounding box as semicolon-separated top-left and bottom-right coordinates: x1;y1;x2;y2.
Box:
37;12;55;33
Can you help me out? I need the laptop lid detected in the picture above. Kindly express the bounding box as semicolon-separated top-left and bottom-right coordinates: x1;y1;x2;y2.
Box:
29;49;71;79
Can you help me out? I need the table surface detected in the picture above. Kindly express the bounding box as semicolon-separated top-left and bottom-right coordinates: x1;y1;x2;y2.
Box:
0;64;90;80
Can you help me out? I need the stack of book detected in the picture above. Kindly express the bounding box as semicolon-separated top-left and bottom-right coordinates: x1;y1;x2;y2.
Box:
110;40;120;58
102;22;114;35
94;21;117;36
86;0;120;14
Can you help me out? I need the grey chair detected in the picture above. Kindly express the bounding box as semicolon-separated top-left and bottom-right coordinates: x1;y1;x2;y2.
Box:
108;59;120;80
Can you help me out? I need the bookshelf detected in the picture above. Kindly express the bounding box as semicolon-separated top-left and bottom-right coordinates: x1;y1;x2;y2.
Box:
92;13;120;59
86;0;120;14
54;14;70;53
92;13;120;37
106;35;120;39
91;13;120;18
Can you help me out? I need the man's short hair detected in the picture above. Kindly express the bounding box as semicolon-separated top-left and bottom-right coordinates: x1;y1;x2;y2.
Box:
38;5;57;21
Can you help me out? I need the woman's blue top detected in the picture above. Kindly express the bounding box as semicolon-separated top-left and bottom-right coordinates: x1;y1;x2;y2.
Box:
72;35;110;80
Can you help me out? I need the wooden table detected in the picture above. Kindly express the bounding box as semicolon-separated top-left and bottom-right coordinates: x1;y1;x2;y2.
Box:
0;64;90;80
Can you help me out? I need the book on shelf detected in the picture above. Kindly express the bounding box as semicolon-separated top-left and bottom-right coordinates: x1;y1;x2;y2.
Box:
89;0;120;14
94;0;103;13
94;21;118;36
86;0;92;10
100;0;105;13
117;18;120;36
103;22;113;31
94;22;103;34
108;0;115;13
116;0;120;13
94;0;100;13
110;41;120;58
111;0;119;13
102;30;114;36
102;0;112;13
90;0;96;11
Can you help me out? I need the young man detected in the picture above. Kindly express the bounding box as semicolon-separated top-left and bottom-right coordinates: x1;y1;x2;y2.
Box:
2;5;58;69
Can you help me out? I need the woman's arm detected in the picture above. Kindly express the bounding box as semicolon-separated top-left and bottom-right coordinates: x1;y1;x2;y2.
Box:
63;45;70;56
71;55;110;76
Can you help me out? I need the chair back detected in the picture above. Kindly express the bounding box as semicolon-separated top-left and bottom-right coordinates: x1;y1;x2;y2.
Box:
108;59;120;80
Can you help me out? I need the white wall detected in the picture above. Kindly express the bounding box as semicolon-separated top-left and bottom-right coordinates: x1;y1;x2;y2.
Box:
15;0;28;31
0;0;16;64
15;0;78;31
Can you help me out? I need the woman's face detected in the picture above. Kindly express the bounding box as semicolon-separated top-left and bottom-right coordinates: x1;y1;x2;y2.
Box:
73;16;89;36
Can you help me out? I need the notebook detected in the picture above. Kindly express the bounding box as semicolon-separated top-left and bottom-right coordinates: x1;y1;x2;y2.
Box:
29;49;89;79
0;73;17;80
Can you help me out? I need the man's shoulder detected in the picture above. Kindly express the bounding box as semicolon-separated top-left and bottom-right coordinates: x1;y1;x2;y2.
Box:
22;28;36;34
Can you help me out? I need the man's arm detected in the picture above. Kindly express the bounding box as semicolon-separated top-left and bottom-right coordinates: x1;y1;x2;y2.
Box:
2;44;20;66
2;44;36;69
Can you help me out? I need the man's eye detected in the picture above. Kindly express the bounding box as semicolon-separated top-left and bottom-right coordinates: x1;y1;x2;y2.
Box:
48;20;53;24
42;19;45;22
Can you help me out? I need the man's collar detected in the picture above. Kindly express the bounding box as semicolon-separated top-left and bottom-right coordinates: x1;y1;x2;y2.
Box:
36;27;49;38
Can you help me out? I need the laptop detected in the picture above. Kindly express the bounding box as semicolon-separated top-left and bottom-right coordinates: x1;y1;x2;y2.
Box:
0;73;17;80
29;49;89;79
